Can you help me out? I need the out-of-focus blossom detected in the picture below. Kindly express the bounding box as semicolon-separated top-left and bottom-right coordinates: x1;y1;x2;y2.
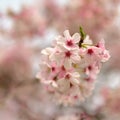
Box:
43;0;120;40
43;0;64;27
0;44;32;98
37;30;110;105
102;87;120;115
93;87;120;120
55;112;99;120
55;114;79;120
0;0;118;119
8;5;46;39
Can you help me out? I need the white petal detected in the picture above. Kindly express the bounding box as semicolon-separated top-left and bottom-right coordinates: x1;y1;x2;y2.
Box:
42;80;52;84
64;59;72;69
71;78;80;85
56;36;66;43
101;50;110;62
63;30;71;39
72;72;80;78
70;72;80;85
41;47;53;55
71;54;81;63
57;78;70;92
72;33;80;43
51;81;58;88
43;80;58;88
84;35;93;45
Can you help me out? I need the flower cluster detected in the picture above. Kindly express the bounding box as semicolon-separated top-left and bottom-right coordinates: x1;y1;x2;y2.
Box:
37;30;110;105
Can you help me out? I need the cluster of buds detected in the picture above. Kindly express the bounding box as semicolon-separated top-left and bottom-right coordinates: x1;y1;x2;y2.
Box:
37;28;110;105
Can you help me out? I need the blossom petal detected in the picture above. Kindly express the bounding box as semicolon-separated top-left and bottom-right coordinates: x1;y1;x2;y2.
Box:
72;33;80;43
57;78;70;93
63;30;71;39
84;35;93;45
41;47;54;55
71;54;81;63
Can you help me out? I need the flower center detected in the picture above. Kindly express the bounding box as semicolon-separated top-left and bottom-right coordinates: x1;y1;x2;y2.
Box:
87;48;94;55
65;74;70;79
61;65;66;71
88;65;92;71
65;51;71;58
51;67;55;72
53;76;57;81
66;40;73;47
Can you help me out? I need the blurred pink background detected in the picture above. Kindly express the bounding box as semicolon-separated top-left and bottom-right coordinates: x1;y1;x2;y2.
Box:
0;0;120;120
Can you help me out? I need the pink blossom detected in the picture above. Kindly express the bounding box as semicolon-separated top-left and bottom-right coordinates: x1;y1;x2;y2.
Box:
8;6;46;39
37;30;110;105
55;30;80;50
0;44;32;91
102;87;120;115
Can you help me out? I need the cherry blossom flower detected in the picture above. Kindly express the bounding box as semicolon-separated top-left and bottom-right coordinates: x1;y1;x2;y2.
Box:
55;30;80;50
37;29;110;105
